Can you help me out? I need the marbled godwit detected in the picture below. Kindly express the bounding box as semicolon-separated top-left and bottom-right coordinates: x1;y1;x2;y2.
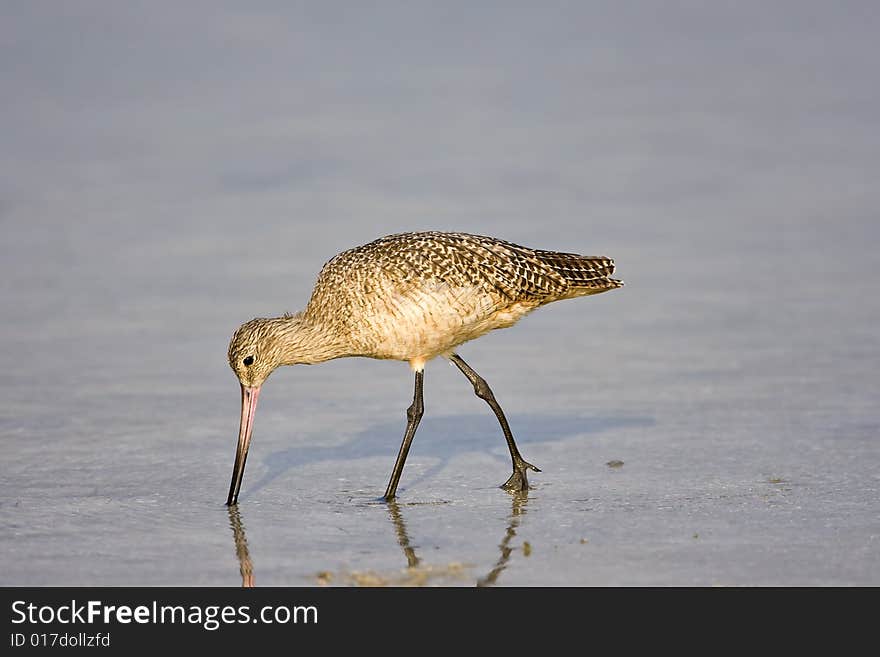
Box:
226;231;622;504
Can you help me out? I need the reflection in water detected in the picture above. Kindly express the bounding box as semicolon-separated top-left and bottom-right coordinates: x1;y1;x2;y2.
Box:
476;491;529;587
228;494;531;586
227;505;255;587
386;500;421;569
385;491;531;587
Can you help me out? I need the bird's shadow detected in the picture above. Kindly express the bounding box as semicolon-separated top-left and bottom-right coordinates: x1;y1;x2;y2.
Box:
242;412;653;501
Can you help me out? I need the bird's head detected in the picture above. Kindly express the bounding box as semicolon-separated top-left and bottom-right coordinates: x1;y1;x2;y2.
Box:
227;317;286;389
225;312;333;505
225;316;288;506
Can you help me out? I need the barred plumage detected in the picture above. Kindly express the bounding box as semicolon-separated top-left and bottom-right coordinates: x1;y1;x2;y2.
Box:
310;231;621;305
225;231;623;504
298;232;622;364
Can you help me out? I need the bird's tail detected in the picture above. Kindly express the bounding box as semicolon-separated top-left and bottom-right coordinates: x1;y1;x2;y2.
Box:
534;250;624;297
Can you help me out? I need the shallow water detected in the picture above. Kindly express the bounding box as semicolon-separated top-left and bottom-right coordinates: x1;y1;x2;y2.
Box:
2;3;878;585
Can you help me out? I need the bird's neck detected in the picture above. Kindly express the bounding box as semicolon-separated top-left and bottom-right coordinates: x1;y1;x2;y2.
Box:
275;312;348;365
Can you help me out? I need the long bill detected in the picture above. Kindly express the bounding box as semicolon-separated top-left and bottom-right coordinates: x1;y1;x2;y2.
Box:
226;384;261;506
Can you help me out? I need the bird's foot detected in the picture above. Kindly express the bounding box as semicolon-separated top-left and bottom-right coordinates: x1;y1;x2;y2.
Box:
501;459;541;492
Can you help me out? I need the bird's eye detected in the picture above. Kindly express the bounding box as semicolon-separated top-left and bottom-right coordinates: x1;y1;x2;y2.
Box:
243;356;254;367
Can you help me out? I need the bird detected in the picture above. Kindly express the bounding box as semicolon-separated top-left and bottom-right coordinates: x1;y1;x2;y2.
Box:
225;231;623;505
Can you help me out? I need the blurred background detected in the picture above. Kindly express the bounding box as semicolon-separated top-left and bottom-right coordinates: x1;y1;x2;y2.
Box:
1;1;877;585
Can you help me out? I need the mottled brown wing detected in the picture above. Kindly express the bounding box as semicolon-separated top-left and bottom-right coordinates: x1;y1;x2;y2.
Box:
306;231;620;327
532;249;623;296
405;232;572;302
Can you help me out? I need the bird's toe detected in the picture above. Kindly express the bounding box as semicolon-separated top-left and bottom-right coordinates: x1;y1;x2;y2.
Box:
501;459;540;491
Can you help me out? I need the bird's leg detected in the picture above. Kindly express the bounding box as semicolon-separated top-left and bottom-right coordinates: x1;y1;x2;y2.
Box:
449;353;540;491
383;369;425;501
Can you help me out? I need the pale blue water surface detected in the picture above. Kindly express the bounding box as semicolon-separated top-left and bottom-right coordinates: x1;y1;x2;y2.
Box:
1;2;878;585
